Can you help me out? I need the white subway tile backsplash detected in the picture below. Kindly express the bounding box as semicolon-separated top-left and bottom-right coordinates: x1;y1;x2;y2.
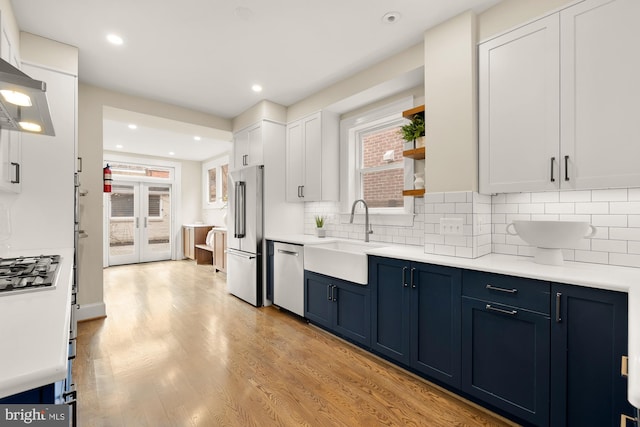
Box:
531;192;559;203
445;192;468;203
591;215;627;227
560;191;591;203
518;203;545;214
559;191;591;202
575;202;609;214
591;227;609;240
531;214;560;221
591;239;627;254
455;203;472;214
628;241;640;255
575;250;609;265
611;202;640;214
456;247;473;258
434;245;456;256
545;203;575;214
493;204;518;214
424;193;444;203
434;203;456;214
559;214;591;222
592;188;628;202
609;227;640;241
629;216;640;228
629;188;640;201
506;193;531;204
493;244;518;255
609;253;640;268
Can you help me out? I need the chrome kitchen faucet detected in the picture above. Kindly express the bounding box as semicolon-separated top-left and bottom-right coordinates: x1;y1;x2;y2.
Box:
350;199;373;242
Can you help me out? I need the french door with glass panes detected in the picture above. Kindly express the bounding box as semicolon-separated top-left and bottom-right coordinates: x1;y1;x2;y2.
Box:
108;182;172;265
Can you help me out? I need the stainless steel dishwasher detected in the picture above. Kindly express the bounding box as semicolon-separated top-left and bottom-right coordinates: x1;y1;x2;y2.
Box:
273;242;304;316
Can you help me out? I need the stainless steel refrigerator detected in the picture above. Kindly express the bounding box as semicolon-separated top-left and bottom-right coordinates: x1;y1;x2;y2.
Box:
227;165;264;306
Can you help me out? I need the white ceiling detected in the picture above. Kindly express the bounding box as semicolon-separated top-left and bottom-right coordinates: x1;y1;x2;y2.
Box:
11;0;500;161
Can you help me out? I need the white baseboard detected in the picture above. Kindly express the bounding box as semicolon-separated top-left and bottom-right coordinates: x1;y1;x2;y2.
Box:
77;302;106;321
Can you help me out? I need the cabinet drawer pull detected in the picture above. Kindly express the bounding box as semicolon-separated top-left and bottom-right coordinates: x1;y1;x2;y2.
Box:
555;292;562;323
622;355;629;377
485;284;517;294
277;249;299;256
10;162;19;184
402;267;408;287
485;304;517;316
550;157;556;182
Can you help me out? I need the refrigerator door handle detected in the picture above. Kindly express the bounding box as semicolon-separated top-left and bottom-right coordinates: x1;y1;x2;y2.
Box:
234;181;246;238
227;248;255;259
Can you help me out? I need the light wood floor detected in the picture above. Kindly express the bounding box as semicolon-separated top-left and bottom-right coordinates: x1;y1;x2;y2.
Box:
76;260;516;427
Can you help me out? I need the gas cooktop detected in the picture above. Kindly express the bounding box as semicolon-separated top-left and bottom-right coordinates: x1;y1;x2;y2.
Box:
0;255;60;296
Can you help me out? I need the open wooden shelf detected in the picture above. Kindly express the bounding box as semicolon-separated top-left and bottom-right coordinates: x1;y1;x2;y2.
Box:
402;189;425;197
402;105;425;119
402;146;425;160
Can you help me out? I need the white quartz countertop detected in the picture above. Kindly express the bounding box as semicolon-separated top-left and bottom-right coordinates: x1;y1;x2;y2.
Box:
266;235;640;408
182;223;216;228
0;247;74;399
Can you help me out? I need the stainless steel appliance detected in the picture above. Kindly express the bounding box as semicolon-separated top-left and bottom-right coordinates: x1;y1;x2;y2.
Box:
0;254;60;295
227;165;263;306
273;242;304;316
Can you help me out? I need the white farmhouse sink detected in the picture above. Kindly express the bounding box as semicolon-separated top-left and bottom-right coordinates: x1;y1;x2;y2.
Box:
304;241;386;285
506;220;596;265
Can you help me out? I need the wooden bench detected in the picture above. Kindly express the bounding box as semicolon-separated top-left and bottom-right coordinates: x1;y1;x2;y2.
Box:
194;244;214;265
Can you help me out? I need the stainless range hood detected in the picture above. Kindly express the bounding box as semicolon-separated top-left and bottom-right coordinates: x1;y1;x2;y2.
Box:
0;58;54;136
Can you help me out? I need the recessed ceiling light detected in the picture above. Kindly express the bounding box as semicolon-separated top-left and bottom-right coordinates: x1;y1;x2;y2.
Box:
169;152;175;156
382;11;401;24
194;136;201;141
128;124;137;130
251;84;263;93
106;33;124;45
116;144;123;149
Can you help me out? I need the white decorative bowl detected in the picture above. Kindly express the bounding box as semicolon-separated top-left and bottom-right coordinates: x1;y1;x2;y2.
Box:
506;220;596;265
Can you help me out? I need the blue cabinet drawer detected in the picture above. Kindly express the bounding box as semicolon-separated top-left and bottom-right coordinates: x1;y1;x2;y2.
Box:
462;270;550;314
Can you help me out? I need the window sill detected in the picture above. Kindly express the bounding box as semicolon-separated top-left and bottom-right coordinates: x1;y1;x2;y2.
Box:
339;212;416;227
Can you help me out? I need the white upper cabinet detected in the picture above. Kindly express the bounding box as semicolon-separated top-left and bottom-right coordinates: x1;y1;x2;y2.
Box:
479;0;640;194
0;18;21;192
285;111;339;202
560;0;640;190
479;14;559;194
232;122;263;170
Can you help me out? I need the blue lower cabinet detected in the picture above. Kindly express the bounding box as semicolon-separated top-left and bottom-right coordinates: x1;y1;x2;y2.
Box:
461;296;550;426
370;256;462;388
550;284;633;427
304;271;370;346
0;383;56;404
266;240;274;302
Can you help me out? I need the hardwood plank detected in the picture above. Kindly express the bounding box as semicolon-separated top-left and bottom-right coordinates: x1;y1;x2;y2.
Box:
76;260;516;426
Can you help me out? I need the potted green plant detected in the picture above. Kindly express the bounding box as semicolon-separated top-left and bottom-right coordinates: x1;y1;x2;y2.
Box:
314;215;326;238
400;114;425;148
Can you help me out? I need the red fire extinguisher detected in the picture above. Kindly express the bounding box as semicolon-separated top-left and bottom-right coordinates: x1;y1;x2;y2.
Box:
103;164;112;193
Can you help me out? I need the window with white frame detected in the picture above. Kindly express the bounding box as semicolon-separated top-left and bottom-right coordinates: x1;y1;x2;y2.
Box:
203;157;230;207
355;119;406;209
341;97;416;220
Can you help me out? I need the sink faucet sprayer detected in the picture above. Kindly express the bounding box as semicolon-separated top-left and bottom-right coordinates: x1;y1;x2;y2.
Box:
350;199;373;242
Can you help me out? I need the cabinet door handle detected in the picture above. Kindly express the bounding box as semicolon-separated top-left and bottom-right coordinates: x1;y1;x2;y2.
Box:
331;285;337;302
550;157;556;182
410;268;416;289
327;285;332;301
555;292;562;323
77;156;83;172
402;266;408;287
485;284;517;294
485;304;517;316
243;154;248;166
10;162;19;184
300;185;304;198
564;155;570;181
